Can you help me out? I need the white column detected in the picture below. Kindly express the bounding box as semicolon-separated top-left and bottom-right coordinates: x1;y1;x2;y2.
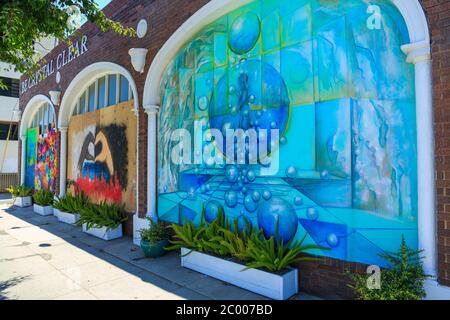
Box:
144;105;159;221
402;41;436;277
20;135;27;185
59;127;68;197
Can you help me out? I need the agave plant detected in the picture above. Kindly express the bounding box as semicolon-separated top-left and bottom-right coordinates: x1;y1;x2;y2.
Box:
76;201;127;231
32;189;54;206
53;193;88;213
6;185;33;197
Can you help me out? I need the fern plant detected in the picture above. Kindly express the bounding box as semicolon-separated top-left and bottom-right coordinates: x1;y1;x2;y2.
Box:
6;185;33;197
76;201;127;231
53;193;89;213
32;189;54;206
348;236;429;300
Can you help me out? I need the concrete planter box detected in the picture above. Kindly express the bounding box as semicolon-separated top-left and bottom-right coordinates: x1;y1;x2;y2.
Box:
14;196;32;208
55;209;80;225
180;248;298;300
82;223;122;241
33;204;53;216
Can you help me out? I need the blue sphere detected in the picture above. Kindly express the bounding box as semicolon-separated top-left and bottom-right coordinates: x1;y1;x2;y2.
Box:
244;194;258;212
257;198;298;243
246;170;256;182
224;190;238;208
251;190;261;202
262;190;272;201
242;186;248;194
229;13;261;55
294;196;303;206
226;165;239;183
327;233;339;247
204;200;223;223
286;166;298;178
306;207;319;221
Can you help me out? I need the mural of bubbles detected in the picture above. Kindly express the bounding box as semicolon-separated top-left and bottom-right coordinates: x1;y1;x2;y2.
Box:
229;12;261;55
286;166;298;178
226;165;239;182
225;190;238;208
198;96;209;111
257;198;298;243
262;190;272;201
204;200;223;223
246;170;256;182
251;190;261;202
327;233;339;247
294;196;303;206
244;194;258;212
306;207;319;220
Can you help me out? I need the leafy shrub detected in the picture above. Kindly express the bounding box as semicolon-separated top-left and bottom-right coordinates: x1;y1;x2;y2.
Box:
76;201;127;230
6;185;33;197
348;236;429;300
53;193;89;213
167;213;323;273
32;189;54;206
140;218;169;243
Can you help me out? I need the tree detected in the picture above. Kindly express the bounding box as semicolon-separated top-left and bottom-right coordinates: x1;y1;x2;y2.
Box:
0;0;135;88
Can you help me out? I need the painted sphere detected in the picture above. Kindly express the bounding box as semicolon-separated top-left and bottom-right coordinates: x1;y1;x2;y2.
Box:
244;194;258;212
327;233;339;247
251;190;261;202
320;170;330;179
226;165;239;183
294;196;303;206
257;198;298;243
246;170;256;182
229;13;261;55
204;200;223;223
306;207;319;221
286;166;298;178
241;186;248;194
280;137;287;145
262;190;272;201
225;190;238;208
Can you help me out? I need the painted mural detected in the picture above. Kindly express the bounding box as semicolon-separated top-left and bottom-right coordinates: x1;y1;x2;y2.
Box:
67;101;136;212
25;127;58;191
158;0;417;266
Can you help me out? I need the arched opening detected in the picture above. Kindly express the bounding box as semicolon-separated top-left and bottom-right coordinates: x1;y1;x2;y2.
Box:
58;62;138;214
20;95;57;191
143;0;435;276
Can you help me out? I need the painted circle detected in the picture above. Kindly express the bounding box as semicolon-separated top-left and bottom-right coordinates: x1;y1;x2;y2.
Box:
228;12;261;55
257;198;298;243
137;19;148;38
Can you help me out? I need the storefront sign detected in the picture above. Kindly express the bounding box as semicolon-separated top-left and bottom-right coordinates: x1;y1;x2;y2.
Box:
20;35;88;94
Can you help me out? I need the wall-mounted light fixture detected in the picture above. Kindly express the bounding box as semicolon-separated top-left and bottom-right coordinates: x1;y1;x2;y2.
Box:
49;90;61;106
129;48;148;74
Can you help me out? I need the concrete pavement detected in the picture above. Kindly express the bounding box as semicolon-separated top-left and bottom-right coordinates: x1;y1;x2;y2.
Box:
0;202;320;300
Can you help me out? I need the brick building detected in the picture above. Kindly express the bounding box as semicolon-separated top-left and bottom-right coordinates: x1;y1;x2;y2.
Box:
17;0;450;299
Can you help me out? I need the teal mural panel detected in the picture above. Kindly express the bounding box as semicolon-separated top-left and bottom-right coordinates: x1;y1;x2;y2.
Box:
158;0;417;267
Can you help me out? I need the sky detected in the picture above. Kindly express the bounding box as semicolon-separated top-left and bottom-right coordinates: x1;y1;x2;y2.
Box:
95;0;111;9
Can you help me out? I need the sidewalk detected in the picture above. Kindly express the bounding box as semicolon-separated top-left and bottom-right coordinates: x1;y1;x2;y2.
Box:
0;203;320;300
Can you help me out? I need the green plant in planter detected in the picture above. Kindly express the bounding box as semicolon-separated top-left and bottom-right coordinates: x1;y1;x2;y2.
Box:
76;201;127;231
32;189;54;206
6;185;33;197
53;193;88;213
348;236;429;300
139;218;170;257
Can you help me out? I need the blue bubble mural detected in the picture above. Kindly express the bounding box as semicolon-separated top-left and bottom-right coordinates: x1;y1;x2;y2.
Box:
158;0;417;267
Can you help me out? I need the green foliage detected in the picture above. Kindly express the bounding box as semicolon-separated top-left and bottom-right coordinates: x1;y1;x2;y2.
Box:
348;236;429;300
53;193;88;213
76;201;127;231
139;218;169;243
0;0;136;78
6;185;33;197
167;213;323;273
32;189;54;206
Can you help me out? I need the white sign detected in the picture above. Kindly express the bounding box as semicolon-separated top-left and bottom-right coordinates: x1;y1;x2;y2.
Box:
20;35;88;94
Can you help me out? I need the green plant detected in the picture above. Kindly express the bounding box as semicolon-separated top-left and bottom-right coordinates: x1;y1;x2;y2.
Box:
348;236;429;300
53;193;88;213
76;201;127;231
32;189;54;206
140;218;169;243
167;213;324;273
6;185;33;197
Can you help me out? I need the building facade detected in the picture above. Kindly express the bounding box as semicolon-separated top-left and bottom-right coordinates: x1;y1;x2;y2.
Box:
17;0;450;299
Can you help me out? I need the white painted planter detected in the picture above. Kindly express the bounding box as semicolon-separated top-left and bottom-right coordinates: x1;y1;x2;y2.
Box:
82;223;123;241
33;204;53;216
14;196;32;208
55;209;80;225
180;248;298;300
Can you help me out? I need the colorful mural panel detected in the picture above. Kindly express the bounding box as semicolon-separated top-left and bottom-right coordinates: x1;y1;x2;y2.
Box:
25;128;37;188
67;101;137;212
157;0;418;266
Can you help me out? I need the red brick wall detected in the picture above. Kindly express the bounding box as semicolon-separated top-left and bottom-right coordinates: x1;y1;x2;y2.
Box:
18;0;450;298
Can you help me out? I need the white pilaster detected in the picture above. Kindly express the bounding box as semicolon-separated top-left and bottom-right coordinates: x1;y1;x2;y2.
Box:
59;127;68;197
402;42;436;278
144;105;159;221
20;135;26;185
